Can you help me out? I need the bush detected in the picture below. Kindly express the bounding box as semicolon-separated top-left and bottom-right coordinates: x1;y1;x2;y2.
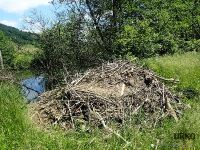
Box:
13;45;40;70
31;14;105;87
117;0;200;58
0;31;15;68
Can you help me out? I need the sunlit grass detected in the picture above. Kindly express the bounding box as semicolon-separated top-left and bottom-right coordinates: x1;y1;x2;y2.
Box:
13;44;41;69
144;51;200;149
144;51;200;90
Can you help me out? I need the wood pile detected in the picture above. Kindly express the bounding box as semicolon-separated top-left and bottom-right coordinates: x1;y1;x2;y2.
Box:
29;60;186;130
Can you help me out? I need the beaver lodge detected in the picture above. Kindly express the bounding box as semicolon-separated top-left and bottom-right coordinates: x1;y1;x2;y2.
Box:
28;60;186;131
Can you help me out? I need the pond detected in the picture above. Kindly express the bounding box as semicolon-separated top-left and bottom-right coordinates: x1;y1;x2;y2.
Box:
21;76;46;103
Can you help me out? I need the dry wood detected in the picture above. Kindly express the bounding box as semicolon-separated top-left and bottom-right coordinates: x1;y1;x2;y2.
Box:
90;109;130;145
29;60;186;131
166;97;178;122
67;99;75;129
132;95;149;115
154;74;179;83
120;83;125;96
0;71;15;83
71;71;90;85
0;49;4;70
155;139;160;150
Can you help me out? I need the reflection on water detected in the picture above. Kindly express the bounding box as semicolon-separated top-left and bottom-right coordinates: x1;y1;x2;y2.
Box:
21;76;45;103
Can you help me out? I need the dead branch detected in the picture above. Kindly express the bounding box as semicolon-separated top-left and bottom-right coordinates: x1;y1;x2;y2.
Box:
90;109;130;145
154;74;179;83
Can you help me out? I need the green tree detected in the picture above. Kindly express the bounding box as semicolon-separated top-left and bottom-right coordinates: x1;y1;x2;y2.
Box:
0;31;15;68
27;0;200;87
117;0;200;57
32;12;104;87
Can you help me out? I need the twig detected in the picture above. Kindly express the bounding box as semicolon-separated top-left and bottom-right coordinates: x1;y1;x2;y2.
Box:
109;62;129;76
0;49;4;70
162;83;165;111
166;97;178;122
155;139;160;150
90;109;130;146
132;95;149;114
75;89;119;106
120;83;125;96
67;99;75;129
0;76;12;80
104;63;119;74
154;74;179;83
71;71;90;85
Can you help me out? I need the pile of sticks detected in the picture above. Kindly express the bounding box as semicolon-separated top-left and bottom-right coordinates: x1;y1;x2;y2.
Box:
29;60;185;130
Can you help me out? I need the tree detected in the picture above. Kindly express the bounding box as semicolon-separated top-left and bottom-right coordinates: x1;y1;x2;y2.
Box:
117;0;200;57
50;0;125;55
0;31;15;68
26;0;200;87
31;12;104;87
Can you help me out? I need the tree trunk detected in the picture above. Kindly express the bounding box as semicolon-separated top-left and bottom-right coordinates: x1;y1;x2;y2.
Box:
0;49;4;70
85;0;108;52
112;0;117;28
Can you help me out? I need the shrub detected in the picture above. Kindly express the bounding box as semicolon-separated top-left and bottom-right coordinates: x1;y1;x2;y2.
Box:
0;31;15;68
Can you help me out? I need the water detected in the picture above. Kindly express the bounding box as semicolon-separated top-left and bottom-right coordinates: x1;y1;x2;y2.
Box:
21;76;45;103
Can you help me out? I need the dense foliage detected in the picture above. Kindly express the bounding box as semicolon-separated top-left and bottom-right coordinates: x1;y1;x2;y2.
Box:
32;13;105;86
27;0;200;85
0;25;40;70
45;0;200;58
39;0;200;58
0;31;15;68
13;45;41;70
118;0;200;57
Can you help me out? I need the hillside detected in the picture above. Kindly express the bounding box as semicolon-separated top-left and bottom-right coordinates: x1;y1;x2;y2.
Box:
0;23;39;45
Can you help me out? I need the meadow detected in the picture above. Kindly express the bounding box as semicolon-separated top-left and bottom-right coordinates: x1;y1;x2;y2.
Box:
0;51;200;149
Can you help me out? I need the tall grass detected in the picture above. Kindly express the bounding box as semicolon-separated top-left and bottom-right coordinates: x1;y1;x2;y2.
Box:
0;51;200;149
145;51;200;91
0;83;121;149
144;51;200;149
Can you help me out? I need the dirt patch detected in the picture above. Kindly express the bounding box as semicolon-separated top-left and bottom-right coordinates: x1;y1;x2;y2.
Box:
0;70;14;82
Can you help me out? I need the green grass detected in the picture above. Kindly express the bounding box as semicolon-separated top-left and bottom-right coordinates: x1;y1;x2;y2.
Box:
145;51;200;91
0;83;127;150
13;44;41;70
0;51;200;149
144;51;200;149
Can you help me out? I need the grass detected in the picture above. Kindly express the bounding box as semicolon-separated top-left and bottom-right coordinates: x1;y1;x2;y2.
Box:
0;51;200;149
13;44;41;70
144;51;200;149
144;51;200;91
0;83;126;150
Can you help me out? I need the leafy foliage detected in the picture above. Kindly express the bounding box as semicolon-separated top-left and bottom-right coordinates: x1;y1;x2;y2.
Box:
27;0;200;86
0;31;15;68
13;45;41;70
32;13;104;86
0;24;40;70
117;0;200;57
43;0;200;59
